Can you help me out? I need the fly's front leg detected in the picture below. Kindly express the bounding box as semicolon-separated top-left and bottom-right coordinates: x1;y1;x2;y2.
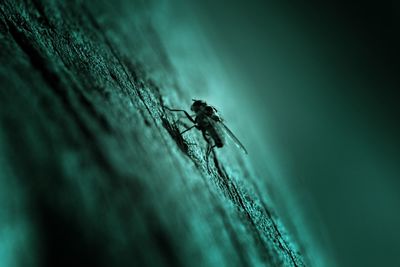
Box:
165;106;198;138
164;107;196;124
174;114;196;125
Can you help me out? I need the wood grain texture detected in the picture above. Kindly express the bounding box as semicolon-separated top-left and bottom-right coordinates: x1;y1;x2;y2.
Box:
0;1;308;266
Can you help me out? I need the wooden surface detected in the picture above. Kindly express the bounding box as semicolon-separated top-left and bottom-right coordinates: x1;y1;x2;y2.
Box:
0;1;308;266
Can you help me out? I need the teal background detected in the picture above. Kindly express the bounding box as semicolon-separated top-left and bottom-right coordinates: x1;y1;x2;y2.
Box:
171;1;399;266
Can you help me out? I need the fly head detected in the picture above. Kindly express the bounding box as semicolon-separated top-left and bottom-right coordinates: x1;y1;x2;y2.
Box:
191;99;206;113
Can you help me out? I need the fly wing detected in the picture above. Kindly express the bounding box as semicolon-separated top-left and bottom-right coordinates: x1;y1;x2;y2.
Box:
219;121;248;154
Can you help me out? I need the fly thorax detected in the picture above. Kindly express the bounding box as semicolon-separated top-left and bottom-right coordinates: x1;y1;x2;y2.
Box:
197;117;210;128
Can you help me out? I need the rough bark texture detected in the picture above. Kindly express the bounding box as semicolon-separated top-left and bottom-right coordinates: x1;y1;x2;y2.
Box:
0;1;308;266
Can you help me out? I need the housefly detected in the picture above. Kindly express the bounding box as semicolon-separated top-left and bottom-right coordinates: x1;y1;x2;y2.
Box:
165;99;248;160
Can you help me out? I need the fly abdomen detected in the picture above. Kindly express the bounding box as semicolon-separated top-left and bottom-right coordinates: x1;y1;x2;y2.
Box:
214;137;223;148
208;126;224;148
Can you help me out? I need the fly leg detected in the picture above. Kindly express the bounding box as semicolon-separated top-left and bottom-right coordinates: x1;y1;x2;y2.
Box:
203;131;215;170
164;106;198;137
206;144;217;160
174;114;196;125
164;107;201;148
180;124;196;135
165;106;198;135
164;107;196;124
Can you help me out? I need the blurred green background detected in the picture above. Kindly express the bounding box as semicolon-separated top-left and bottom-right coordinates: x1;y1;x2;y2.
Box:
168;0;400;266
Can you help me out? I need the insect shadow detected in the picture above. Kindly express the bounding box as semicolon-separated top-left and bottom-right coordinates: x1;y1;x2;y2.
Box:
161;116;190;154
